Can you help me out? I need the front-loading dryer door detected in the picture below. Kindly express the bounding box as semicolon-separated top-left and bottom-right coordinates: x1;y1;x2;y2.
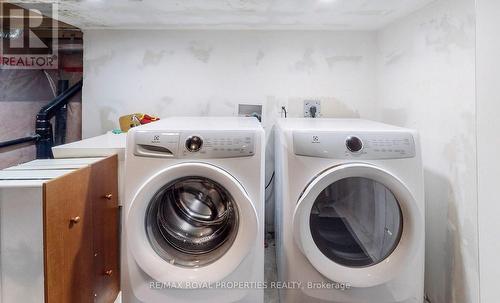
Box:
127;162;258;287
293;163;423;288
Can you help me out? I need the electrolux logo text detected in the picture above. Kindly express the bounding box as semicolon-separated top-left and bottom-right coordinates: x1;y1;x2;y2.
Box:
0;2;58;69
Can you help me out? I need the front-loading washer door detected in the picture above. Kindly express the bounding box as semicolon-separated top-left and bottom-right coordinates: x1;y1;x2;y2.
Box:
293;163;423;288
127;162;258;287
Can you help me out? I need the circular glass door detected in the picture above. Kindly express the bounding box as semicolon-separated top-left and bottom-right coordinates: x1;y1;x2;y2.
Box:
293;163;423;287
310;177;402;268
146;177;239;268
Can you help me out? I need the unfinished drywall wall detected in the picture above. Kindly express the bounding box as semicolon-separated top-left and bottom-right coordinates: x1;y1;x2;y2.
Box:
82;30;378;230
476;0;500;302
82;30;377;137
375;0;477;302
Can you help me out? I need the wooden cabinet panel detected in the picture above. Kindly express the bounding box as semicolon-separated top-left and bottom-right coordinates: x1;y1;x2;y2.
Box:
43;155;120;303
43;166;94;303
90;156;120;303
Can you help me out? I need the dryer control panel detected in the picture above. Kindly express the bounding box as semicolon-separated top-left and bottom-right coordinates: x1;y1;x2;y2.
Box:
293;131;415;159
134;131;255;159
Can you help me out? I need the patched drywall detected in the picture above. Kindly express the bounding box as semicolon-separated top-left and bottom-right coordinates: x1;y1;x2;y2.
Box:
375;0;477;302
82;30;378;138
82;30;378;231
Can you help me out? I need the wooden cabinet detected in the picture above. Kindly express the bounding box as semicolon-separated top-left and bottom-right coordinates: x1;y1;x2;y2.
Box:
43;156;120;302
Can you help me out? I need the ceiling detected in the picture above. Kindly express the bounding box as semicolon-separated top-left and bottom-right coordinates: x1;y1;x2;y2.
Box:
16;0;437;30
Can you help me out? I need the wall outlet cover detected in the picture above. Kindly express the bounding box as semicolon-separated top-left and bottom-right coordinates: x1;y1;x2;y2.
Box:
304;100;321;118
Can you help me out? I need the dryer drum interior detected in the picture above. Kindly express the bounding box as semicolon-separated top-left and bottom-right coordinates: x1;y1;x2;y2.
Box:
310;177;403;268
145;176;240;268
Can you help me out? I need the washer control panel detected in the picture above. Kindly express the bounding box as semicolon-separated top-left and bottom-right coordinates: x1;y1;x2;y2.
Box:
293;131;415;159
180;132;254;158
134;130;254;158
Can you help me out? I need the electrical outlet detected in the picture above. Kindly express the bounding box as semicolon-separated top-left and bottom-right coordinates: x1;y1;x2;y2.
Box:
238;104;263;122
304;100;321;118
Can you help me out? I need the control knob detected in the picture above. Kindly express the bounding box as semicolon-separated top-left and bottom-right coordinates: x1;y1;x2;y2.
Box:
346;136;363;153
186;136;203;152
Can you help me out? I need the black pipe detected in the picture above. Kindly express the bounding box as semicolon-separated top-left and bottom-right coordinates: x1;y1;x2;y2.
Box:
36;80;83;159
0;134;40;149
54;80;69;146
37;80;82;119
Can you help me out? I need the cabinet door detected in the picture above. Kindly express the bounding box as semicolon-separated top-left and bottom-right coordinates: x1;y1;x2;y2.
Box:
90;156;120;303
44;167;94;303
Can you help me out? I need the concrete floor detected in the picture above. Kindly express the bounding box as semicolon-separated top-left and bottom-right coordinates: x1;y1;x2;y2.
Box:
265;232;279;303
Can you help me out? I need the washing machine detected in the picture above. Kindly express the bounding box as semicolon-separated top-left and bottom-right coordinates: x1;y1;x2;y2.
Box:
274;118;424;303
123;117;265;303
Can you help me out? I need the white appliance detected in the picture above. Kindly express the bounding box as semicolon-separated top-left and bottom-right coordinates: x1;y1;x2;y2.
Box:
52;132;127;159
0;169;77;302
123;117;265;303
52;132;127;205
4;157;104;170
275;118;424;303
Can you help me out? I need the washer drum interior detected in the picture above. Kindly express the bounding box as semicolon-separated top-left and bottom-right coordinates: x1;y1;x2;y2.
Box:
146;177;239;268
